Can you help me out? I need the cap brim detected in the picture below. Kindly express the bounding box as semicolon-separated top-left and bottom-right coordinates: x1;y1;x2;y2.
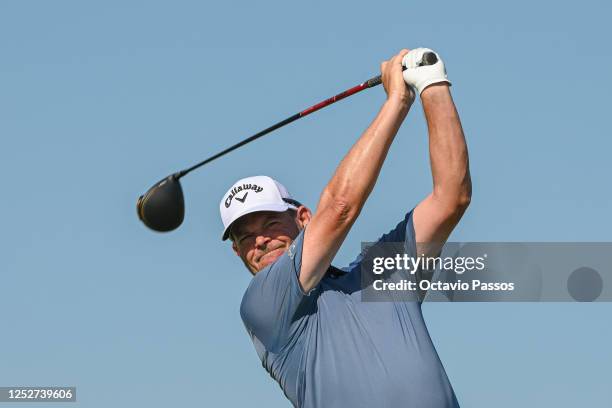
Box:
221;202;298;241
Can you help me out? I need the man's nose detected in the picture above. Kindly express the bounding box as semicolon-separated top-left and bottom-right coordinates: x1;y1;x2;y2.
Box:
255;234;270;249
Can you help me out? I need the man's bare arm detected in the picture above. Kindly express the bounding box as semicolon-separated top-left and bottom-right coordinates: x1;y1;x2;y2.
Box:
413;84;471;253
298;50;414;293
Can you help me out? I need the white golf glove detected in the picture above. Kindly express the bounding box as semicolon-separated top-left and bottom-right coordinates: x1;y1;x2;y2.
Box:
402;48;451;95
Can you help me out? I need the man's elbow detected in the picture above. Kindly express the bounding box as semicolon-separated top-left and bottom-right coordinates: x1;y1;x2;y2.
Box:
445;195;470;221
456;188;471;212
434;184;471;219
319;188;361;225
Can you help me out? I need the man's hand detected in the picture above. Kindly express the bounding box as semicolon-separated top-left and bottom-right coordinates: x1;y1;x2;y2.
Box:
402;48;451;95
381;49;415;106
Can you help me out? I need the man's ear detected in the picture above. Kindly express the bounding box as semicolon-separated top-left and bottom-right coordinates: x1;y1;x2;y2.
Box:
231;240;241;257
295;206;312;229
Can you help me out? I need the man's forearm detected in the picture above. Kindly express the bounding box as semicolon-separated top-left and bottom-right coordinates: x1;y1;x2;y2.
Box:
421;84;471;207
297;50;413;293
299;94;410;292
320;95;410;218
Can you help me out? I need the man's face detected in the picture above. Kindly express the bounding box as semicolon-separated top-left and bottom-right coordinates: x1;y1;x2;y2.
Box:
230;209;309;275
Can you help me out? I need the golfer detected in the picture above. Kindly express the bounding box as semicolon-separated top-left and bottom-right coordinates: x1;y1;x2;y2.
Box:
219;48;470;407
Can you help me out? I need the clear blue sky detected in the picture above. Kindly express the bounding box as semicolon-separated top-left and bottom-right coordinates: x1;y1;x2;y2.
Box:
1;0;611;406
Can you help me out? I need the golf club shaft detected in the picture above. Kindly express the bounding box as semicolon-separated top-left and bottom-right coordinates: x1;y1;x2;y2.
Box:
178;53;436;178
177;75;386;178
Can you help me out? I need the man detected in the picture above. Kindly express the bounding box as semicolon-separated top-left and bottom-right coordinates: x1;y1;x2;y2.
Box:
219;48;471;407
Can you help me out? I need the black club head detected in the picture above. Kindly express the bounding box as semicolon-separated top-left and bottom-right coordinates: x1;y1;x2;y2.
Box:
137;174;185;232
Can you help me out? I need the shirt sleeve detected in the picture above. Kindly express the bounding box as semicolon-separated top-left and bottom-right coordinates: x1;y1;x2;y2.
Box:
344;209;418;273
342;210;425;302
376;209;417;255
239;228;313;352
382;209;430;301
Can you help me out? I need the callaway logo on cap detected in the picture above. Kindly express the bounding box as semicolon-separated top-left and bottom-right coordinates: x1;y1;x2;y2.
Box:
219;175;300;241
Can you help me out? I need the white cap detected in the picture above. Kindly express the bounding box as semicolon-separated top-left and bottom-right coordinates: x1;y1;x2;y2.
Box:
219;175;300;241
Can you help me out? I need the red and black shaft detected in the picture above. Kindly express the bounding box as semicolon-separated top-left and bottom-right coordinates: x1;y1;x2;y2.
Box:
177;79;378;178
177;52;436;179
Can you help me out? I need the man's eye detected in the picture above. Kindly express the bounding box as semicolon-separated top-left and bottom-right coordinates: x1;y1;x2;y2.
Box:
239;235;254;244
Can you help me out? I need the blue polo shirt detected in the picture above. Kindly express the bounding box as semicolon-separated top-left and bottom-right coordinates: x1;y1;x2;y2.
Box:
240;211;459;408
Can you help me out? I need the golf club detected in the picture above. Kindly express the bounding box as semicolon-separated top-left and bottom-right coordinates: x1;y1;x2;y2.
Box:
137;52;438;232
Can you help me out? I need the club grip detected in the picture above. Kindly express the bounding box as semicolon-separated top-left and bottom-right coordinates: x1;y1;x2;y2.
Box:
365;51;438;88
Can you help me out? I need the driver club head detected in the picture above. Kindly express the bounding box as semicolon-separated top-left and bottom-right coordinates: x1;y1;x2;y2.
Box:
137;174;185;232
